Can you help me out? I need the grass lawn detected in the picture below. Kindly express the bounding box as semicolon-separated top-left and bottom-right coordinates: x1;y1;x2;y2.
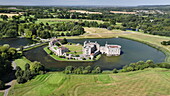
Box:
44;47;94;61
64;43;83;55
115;22;123;27
0;18;3;21
0;92;4;96
14;56;32;70
8;68;170;96
23;43;48;52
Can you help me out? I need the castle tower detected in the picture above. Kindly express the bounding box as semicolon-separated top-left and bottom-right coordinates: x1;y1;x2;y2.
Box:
105;41;108;47
84;41;87;47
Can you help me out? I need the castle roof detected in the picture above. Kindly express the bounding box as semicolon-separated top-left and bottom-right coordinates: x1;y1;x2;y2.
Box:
59;46;68;50
107;45;121;48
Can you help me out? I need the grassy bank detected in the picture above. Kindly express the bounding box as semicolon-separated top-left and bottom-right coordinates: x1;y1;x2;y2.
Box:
120;36;170;62
23;43;48;52
8;68;170;96
0;92;4;96
44;46;101;62
13;56;32;70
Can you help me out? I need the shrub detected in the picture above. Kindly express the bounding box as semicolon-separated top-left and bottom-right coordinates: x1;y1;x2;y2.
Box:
157;63;170;69
120;60;156;72
92;67;102;74
17;76;25;84
113;68;118;73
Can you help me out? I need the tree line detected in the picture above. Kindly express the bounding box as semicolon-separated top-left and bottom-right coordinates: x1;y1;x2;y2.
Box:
0;44;19;89
64;66;102;74
113;60;170;73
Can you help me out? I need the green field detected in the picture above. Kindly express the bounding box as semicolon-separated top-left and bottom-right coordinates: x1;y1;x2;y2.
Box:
0;92;4;96
14;56;32;70
35;18;104;24
8;68;170;96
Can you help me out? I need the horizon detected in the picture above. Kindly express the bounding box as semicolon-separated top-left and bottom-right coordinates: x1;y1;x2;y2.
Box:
0;4;170;7
0;0;170;6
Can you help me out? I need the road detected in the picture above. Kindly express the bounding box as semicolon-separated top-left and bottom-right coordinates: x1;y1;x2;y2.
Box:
3;80;14;96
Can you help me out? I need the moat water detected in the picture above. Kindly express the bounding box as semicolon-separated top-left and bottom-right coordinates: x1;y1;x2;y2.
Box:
0;38;165;70
23;38;165;71
0;38;34;48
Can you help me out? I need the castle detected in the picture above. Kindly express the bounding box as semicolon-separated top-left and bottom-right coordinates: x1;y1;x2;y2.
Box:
48;38;121;60
83;41;121;57
49;38;69;56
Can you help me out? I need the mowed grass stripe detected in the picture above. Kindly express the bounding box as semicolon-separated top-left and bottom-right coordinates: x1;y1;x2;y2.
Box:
35;74;50;81
22;73;66;96
12;74;52;96
9;68;170;96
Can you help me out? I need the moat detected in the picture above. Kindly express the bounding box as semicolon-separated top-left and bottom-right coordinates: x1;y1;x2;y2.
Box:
0;38;165;70
23;38;165;70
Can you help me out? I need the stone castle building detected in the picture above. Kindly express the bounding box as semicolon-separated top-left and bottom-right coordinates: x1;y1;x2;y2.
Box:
49;38;69;56
48;38;121;60
83;41;121;57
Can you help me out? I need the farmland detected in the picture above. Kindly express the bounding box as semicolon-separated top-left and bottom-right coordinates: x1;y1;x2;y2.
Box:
0;13;19;17
8;68;170;96
110;11;136;14
69;10;102;14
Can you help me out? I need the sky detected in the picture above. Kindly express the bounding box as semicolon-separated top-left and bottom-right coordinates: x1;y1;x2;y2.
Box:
0;0;170;6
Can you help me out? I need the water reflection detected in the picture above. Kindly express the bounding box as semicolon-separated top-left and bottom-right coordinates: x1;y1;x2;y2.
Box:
24;38;165;71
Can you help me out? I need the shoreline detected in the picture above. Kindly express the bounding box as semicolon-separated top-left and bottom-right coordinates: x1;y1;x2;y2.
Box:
119;36;170;63
58;28;170;63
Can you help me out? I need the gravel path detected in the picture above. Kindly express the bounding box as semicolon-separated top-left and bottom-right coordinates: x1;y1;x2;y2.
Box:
4;80;14;96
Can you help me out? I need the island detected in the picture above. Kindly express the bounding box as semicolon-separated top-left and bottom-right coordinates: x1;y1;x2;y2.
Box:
44;37;121;61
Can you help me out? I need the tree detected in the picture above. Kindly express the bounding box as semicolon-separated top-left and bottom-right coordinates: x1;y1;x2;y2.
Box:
113;68;118;73
5;29;18;37
25;29;32;38
92;66;102;74
30;61;45;73
16;66;22;71
61;33;65;36
1;52;8;60
85;66;92;73
17;76;25;84
66;32;71;36
64;66;74;74
70;25;85;36
60;38;68;44
110;20;116;25
0;80;5;89
15;66;23;78
39;31;51;39
19;46;24;55
25;63;30;71
1;15;8;21
74;66;84;74
23;70;32;81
